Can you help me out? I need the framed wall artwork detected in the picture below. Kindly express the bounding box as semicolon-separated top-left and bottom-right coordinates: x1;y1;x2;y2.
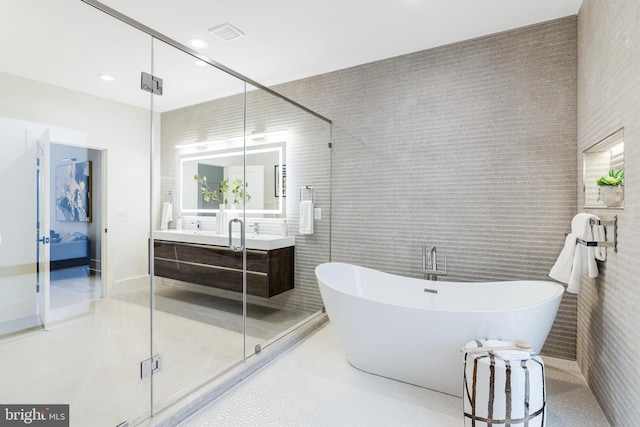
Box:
55;161;92;222
275;164;286;197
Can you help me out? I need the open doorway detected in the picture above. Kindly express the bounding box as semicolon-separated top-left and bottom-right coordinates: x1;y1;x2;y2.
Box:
0;119;106;335
48;144;103;315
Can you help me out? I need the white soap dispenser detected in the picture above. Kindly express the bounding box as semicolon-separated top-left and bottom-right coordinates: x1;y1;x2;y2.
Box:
281;220;288;237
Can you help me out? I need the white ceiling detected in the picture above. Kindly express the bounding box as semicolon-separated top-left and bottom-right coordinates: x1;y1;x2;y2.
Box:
1;0;582;112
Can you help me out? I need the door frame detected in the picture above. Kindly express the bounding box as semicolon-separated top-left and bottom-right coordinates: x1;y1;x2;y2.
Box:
36;130;51;328
41;137;108;325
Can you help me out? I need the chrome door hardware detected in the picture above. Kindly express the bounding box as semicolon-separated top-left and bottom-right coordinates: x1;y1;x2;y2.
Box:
228;218;245;252
140;72;163;95
140;354;161;379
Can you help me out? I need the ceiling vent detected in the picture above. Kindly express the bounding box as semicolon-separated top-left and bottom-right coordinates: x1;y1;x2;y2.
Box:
208;23;245;42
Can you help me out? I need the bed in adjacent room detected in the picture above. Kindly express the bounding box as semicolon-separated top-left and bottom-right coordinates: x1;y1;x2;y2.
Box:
49;231;90;276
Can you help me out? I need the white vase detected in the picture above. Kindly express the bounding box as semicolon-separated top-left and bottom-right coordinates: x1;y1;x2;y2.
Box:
217;204;226;234
599;186;624;207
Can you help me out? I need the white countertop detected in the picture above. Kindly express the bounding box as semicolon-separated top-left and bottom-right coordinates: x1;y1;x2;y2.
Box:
153;229;295;251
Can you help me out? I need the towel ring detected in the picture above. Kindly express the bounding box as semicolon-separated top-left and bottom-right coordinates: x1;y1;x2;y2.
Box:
300;185;315;203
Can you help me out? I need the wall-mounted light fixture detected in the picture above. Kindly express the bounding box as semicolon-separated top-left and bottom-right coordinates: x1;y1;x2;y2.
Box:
174;140;224;151
175;129;288;153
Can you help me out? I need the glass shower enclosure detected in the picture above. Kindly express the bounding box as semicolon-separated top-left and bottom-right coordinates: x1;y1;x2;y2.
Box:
0;0;331;425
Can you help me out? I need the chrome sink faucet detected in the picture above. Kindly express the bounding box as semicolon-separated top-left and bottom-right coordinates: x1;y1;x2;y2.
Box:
250;222;260;235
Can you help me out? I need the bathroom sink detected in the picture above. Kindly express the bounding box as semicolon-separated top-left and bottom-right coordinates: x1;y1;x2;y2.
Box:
153;229;295;250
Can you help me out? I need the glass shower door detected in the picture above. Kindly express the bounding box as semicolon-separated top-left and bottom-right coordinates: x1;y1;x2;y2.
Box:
0;1;155;425
149;38;249;412
65;1;333;421
243;85;333;358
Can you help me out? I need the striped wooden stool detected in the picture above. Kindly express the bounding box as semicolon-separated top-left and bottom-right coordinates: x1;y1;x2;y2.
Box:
463;339;546;427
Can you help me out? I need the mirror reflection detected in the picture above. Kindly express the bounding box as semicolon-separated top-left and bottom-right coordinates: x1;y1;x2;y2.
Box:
180;143;285;216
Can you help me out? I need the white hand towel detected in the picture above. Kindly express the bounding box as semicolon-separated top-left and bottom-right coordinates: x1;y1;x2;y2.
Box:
549;213;601;294
161;202;173;230
578;215;598;280
549;233;577;284
299;201;314;235
592;223;607;261
567;242;584;293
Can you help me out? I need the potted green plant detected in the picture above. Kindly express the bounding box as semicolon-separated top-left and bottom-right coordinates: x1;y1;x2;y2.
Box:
194;174;229;205
230;179;251;208
194;174;230;234
596;168;624;207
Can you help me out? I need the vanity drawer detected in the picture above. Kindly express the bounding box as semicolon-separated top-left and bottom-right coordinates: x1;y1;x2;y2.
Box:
155;258;269;296
155;241;267;271
153;240;293;297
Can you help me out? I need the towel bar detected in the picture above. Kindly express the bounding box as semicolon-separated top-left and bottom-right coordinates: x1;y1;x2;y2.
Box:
577;215;618;253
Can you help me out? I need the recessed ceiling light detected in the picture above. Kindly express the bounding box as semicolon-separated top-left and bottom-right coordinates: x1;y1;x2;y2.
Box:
194;60;208;67
208;23;245;42
98;74;114;81
187;38;209;49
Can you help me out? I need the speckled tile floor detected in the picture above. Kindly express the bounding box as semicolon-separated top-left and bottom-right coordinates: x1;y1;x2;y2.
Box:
0;278;312;427
179;323;611;427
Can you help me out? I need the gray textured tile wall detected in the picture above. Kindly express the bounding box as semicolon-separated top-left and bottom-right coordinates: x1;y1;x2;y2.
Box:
274;18;578;359
577;1;640;425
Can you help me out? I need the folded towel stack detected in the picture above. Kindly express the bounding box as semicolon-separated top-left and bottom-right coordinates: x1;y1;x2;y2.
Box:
549;213;606;293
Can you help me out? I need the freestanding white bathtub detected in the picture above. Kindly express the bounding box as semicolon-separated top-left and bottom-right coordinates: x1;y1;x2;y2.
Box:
315;262;564;397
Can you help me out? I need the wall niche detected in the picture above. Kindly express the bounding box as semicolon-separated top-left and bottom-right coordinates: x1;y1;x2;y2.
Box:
583;128;624;209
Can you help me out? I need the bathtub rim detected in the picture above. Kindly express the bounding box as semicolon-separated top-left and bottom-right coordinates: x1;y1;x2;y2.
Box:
315;262;565;314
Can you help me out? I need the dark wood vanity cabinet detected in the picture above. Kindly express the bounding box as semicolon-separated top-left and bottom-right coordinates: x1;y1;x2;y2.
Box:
153;240;294;297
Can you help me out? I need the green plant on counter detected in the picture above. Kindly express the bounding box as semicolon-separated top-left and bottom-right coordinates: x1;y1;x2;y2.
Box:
194;174;230;205
596;168;624;186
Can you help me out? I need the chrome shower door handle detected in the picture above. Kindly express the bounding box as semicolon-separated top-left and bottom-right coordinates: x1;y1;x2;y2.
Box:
228;217;244;252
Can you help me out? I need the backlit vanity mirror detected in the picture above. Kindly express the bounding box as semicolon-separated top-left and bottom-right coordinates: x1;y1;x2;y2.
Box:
180;143;285;217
